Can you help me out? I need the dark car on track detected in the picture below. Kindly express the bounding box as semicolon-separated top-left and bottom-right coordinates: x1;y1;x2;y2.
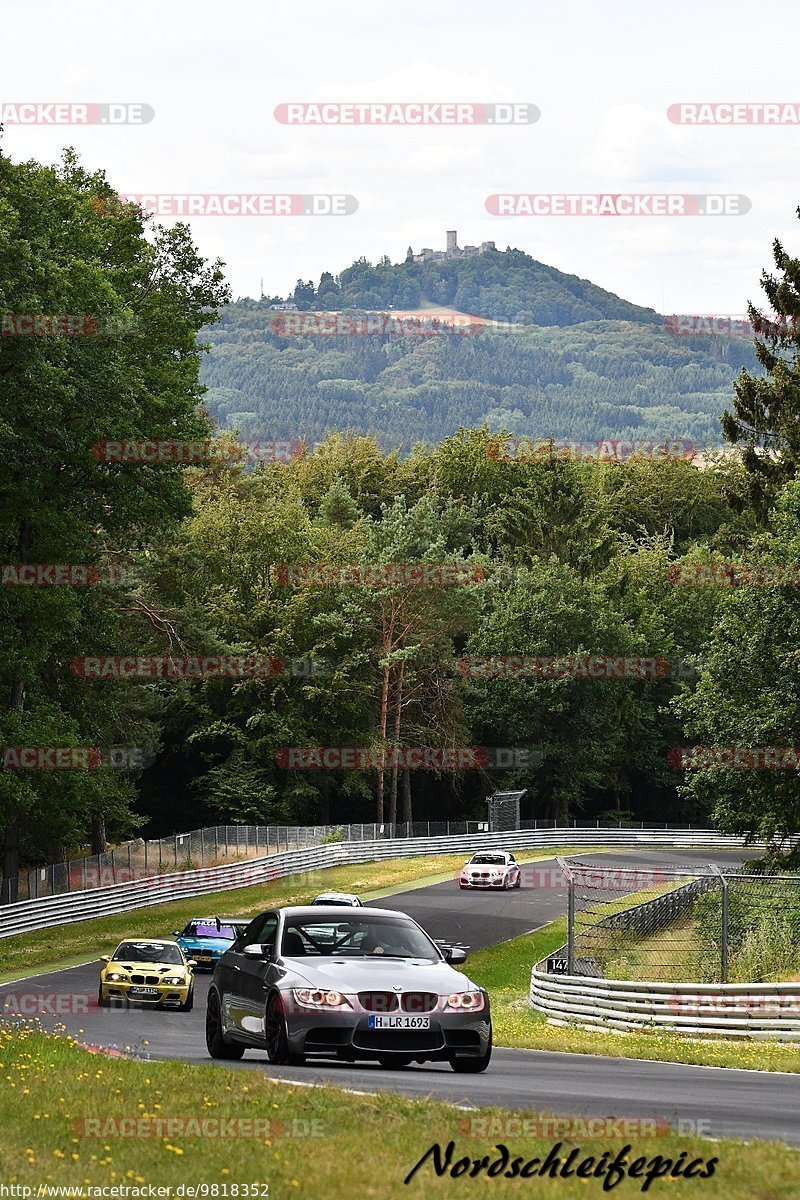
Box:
205;906;491;1072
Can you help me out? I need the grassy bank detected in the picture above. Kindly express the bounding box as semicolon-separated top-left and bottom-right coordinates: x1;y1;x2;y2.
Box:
0;846;606;980
0;1027;797;1197
465;923;800;1073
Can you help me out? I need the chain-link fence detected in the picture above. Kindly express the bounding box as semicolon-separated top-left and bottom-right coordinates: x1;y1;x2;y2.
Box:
2;818;714;905
558;856;800;984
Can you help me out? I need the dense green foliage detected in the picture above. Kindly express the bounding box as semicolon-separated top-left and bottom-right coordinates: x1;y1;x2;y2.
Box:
288;248;664;324
4;140;800;876
203;250;758;450
723;207;800;518
131;431;760;838
0;143;229;890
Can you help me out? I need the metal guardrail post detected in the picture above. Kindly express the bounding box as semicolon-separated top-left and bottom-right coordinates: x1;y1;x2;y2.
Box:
557;856;575;974
721;877;729;983
708;864;728;982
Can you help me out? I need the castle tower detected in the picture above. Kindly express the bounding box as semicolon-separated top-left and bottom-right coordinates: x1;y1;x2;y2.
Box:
406;245;414;262
446;230;458;252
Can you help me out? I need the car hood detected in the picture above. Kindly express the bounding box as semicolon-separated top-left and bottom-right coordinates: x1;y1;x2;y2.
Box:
282;956;480;994
179;938;231;952
104;960;188;974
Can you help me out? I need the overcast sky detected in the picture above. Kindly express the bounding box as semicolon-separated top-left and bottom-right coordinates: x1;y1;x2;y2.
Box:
2;0;800;316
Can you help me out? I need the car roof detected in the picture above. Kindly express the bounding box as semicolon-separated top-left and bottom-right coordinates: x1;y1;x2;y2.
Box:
115;937;181;948
183;917;243;925
278;905;407;919
313;892;359;900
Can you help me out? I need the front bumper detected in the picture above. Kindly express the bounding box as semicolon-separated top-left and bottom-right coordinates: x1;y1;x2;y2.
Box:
177;944;224;970
283;1002;491;1062
460;877;507;888
185;952;221;971
100;979;191;1006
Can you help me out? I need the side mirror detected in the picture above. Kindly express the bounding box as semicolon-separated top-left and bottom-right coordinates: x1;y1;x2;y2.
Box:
187;959;198;969
243;943;270;960
446;947;468;965
172;930;182;937
100;955;111;964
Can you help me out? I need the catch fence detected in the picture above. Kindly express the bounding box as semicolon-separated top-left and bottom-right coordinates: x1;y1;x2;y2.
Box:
556;856;800;984
2;818;713;905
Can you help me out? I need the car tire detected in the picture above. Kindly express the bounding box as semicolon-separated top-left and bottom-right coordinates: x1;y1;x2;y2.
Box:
180;983;194;1013
205;989;245;1060
265;993;305;1066
514;874;521;889
98;986;110;1009
450;1027;492;1073
377;1056;413;1069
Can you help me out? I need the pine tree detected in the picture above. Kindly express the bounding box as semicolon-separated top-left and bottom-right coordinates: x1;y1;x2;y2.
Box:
722;210;800;519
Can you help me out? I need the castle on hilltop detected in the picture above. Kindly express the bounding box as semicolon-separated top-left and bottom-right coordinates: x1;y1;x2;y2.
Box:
406;230;496;265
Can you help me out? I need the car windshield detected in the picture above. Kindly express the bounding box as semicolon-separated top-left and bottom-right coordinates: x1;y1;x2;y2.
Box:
113;942;184;964
313;898;354;906
470;855;507;865
281;916;440;960
186;921;236;939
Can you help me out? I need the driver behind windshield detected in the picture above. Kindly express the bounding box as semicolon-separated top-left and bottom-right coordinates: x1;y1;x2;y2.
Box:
282;919;439;960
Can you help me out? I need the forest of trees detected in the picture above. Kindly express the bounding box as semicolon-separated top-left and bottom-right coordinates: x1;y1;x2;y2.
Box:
3;142;800;896
203;249;758;450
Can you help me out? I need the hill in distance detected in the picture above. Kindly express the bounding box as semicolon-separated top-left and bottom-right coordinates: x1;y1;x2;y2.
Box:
200;243;758;451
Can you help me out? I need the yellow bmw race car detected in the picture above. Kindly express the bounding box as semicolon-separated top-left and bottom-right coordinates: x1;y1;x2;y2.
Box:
98;938;197;1010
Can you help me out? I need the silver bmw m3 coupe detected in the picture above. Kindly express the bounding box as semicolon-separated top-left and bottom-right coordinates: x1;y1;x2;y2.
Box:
205;905;491;1072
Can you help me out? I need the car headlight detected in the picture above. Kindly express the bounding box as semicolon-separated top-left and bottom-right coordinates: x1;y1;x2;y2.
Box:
292;989;351;1010
162;976;186;986
445;991;486;1012
107;972;128;982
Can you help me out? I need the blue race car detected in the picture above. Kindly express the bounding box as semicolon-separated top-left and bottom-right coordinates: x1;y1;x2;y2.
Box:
173;917;248;970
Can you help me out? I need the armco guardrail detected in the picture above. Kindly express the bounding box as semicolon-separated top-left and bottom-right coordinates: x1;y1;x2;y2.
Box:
596;874;717;937
0;827;752;939
530;952;800;1041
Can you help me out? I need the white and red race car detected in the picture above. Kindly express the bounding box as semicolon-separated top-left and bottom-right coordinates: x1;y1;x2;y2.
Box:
458;851;521;890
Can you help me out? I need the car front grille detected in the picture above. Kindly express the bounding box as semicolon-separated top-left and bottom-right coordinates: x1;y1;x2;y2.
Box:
130;974;161;985
357;991;439;1013
358;991;399;1012
400;992;438;1013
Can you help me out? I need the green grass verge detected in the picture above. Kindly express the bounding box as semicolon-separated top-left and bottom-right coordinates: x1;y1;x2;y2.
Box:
465;922;800;1073
0;847;609;981
0;1027;797;1197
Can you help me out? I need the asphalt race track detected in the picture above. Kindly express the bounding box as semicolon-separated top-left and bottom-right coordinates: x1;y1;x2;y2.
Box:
4;847;798;1148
